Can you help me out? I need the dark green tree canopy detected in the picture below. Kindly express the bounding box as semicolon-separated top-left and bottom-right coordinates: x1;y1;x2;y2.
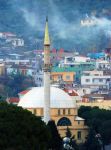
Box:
79;106;111;148
0;102;50;150
47;120;63;150
0;73;35;99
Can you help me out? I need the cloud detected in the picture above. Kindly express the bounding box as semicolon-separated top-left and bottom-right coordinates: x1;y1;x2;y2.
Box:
9;0;111;49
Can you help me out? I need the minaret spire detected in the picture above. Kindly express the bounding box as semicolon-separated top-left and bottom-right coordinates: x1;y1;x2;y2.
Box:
43;17;51;123
44;16;50;46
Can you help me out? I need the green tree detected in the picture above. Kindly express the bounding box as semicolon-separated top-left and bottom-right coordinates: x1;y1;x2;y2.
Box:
65;127;79;150
84;129;101;150
66;127;72;138
100;120;111;145
78;106;111;148
2;73;35;97
47;120;63;150
0;102;50;150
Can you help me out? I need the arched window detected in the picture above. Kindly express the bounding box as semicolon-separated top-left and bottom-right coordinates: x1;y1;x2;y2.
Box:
57;117;72;126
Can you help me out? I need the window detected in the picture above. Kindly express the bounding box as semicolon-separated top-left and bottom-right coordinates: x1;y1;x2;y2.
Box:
99;79;103;82
95;74;99;76
78;121;80;124
85;73;90;76
58;109;61;115
66;75;70;80
63;109;65;115
77;131;81;140
92;79;95;82
86;79;90;82
58;75;62;80
107;78;110;82
57;117;72;126
68;109;70;115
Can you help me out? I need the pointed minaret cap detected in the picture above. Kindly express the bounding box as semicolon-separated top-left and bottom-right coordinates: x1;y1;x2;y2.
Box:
44;16;50;45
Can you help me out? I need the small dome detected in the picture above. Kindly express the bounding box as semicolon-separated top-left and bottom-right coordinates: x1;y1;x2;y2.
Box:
18;87;76;108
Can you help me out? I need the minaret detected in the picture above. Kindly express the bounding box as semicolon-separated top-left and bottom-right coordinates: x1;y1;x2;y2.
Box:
43;17;51;123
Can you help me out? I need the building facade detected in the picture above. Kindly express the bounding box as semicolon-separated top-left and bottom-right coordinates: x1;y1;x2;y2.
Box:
81;70;111;90
18;87;88;143
0;63;5;75
51;71;75;85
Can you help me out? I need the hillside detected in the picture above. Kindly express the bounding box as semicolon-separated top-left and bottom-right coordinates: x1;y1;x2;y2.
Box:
0;0;111;52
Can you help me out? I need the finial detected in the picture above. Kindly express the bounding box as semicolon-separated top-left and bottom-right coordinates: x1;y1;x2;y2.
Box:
46;16;48;22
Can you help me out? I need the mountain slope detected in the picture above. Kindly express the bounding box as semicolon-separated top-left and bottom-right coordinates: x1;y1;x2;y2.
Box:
0;0;111;52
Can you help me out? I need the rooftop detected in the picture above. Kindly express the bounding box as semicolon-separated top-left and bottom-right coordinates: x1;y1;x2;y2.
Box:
18;87;76;108
52;64;95;72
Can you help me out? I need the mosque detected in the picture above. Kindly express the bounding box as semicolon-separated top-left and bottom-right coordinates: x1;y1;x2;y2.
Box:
18;18;88;143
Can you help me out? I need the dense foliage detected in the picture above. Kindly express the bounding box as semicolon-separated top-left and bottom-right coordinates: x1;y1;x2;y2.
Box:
47;120;63;150
0;73;35;99
78;106;111;149
0;102;50;150
65;127;79;150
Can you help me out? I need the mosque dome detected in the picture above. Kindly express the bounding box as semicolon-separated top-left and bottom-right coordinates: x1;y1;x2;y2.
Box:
18;87;76;108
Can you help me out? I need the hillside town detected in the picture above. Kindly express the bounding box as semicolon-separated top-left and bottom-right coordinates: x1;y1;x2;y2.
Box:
0;31;111;110
1;1;111;150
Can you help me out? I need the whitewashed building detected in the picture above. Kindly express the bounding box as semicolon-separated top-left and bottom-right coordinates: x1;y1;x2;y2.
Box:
12;38;24;47
60;56;91;67
64;56;90;63
96;60;110;70
34;70;43;87
81;70;111;90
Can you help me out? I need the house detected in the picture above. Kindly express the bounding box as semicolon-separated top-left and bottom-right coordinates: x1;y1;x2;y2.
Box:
63;88;82;102
95;60;110;70
7;97;20;105
52;62;95;83
11;38;24;47
0;63;5;75
51;71;75;86
81;70;111;90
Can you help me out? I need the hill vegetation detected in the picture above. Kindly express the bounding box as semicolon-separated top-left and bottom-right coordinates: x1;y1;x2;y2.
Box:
0;0;111;51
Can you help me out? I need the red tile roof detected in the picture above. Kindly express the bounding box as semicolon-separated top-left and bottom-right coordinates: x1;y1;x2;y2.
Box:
8;97;19;103
63;88;79;96
19;90;30;95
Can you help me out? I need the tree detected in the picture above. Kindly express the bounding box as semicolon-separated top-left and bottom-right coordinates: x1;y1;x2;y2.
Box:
66;127;72;138
100;120;111;145
84;128;101;150
0;73;35;98
0;102;50;150
47;120;63;150
78;106;111;148
64;127;79;150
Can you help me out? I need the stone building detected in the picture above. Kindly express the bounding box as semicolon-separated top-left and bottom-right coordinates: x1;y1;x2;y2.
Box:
18;86;88;143
18;18;88;143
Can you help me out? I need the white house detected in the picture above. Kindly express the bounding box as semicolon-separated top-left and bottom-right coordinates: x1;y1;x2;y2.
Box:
5;59;30;65
81;70;111;90
96;60;110;70
34;70;44;87
64;56;90;64
59;56;93;68
12;38;24;47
